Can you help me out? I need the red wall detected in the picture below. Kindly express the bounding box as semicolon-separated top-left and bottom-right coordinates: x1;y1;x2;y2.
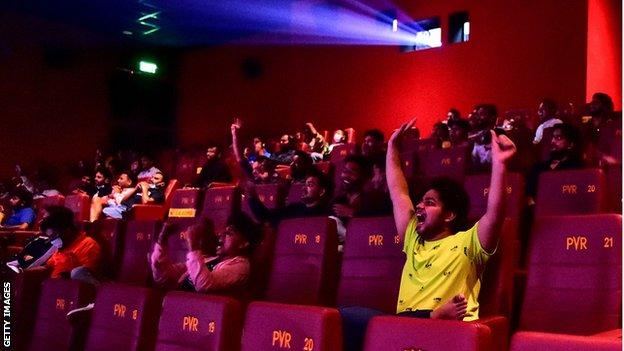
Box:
176;0;590;146
586;0;622;109
0;12;119;179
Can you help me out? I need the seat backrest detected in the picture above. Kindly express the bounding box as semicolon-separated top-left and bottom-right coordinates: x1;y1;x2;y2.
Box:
418;144;471;183
33;195;66;229
264;217;339;305
242;183;288;223
84;283;162;351
465;172;525;220
11;268;50;350
364;316;491;351
156;292;243;351
29;278;96;351
478;218;519;317
604;165;622;213
175;154;201;186
535;169;607;216
510;331;622;351
162;179;180;208
163;217;214;262
520;214;622;335
286;182;305;206
167;188;202;220
91;218;125;278
65;194;91;222
201;186;241;232
336;217;404;313
117;220;160;285
241;301;342;351
330;143;353;186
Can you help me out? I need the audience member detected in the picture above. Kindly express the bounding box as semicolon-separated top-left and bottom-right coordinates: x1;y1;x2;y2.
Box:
339;118;516;351
290;150;314;183
328;129;347;154
303;122;329;161
526;123;584;199
533;99;563;144
40;206;102;285
432;122;451;149
448;119;471;148
245;170;331;228
103;171;166;219
272;134;297;165
150;213;260;297
470;104;498;172
137;155;161;182
193;143;232;188
89;171;137;222
0;187;36;230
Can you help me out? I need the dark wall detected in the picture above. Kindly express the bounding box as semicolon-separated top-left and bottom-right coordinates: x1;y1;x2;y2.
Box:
176;0;591;146
0;11;120;179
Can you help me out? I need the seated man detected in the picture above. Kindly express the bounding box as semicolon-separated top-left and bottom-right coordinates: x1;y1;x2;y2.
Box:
526;123;584;200
0;187;36;230
102;171;167;219
150;213;260;298
533;98;562;144
136;155;161;183
72;167;112;199
193;143;232;188
40;206;102;284
89;171;137;222
340;119;516;351
245;169;331;228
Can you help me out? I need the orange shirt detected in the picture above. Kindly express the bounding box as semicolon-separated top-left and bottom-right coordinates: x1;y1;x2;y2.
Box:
46;232;101;278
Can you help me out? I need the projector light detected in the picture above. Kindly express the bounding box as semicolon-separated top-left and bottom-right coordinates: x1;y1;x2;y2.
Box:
139;61;158;74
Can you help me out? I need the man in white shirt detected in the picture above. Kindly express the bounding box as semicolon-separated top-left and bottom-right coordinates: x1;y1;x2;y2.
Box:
533;99;563;144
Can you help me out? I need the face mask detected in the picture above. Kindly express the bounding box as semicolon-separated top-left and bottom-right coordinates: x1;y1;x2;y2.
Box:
149;184;157;189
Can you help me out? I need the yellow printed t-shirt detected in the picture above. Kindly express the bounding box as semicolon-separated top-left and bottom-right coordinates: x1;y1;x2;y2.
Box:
396;217;492;321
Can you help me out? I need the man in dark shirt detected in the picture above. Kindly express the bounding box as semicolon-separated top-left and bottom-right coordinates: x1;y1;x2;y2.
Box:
245;170;331;228
193;144;232;188
102;171;166;219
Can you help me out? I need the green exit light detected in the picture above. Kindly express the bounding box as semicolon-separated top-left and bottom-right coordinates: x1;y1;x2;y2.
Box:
139;61;157;74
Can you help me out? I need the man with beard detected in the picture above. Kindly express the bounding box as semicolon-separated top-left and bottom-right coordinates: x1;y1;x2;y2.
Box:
526;123;584;200
533;99;563;144
150;213;260;298
244;169;331;228
193;143;232;188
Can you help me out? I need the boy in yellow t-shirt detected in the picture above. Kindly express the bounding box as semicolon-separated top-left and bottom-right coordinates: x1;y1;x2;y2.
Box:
339;120;516;351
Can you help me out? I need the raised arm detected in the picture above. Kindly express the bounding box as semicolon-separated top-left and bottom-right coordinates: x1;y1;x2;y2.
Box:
231;121;243;164
386;119;416;240
477;130;517;253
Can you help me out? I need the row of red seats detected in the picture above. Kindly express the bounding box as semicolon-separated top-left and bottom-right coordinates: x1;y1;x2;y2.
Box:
15;213;620;350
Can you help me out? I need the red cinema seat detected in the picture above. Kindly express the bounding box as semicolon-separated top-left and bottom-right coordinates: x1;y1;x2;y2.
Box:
201;186;240;232
604;165;622;213
478;219;519;319
286;182;305;206
242;183;287;223
130;179;180;221
162;217;212;263
336;217;404;313
33;195;65;229
510;331;621;351
11;267;49;350
465;173;525;220
167;188;202;220
155;292;243;351
65;194;91;222
330;143;354;186
175;154;201;186
418;144;471;183
534;169;607;216
363;316;493;351
84;284;162;351
398;134;427;181
91;218;125;279
117;220;160;285
519;215;622;335
29;278;96;351
241;301;342;351
264;217;339;306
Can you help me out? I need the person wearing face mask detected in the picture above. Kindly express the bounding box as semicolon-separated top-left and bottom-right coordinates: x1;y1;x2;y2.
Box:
90;171;137;222
339;118;516;351
150;213;260;298
328;129;347;154
102;171;167;220
37;206;101;284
